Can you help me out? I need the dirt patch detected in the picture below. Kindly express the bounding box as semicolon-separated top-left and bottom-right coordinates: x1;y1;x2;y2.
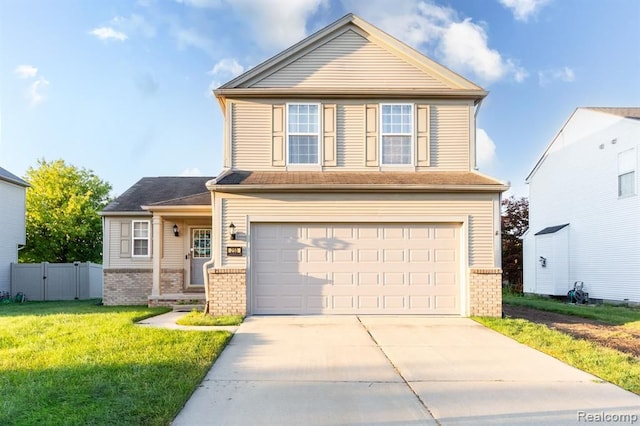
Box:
503;305;640;358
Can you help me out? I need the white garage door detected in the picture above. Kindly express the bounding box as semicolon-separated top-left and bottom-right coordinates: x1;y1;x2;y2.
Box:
250;223;461;315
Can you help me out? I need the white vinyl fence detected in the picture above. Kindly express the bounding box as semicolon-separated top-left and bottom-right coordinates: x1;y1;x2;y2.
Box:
10;262;103;301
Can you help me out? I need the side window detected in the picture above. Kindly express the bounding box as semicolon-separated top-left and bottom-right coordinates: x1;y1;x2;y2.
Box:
618;148;636;197
381;104;413;165
287;103;320;164
132;220;151;257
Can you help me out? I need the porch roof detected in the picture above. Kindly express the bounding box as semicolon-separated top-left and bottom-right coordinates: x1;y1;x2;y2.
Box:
209;170;508;192
101;176;213;214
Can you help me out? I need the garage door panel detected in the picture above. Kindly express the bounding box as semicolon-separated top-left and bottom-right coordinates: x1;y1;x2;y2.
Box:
251;223;461;315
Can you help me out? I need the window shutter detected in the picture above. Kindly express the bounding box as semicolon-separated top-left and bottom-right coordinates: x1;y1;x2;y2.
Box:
120;222;131;258
323;103;337;167
272;104;285;167
416;104;430;166
365;104;379;167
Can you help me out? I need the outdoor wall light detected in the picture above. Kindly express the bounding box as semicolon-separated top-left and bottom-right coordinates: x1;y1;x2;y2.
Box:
173;224;179;237
229;222;236;240
539;256;547;267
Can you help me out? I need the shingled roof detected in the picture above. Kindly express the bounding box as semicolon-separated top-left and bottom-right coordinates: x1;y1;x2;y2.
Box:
210;171;507;192
0;167;29;187
584;107;640;119
102;177;213;213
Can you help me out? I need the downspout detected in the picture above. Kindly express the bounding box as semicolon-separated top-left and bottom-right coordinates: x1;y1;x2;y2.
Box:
202;257;214;315
473;98;484;171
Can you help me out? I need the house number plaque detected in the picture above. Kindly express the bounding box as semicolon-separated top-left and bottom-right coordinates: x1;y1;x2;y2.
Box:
227;246;243;257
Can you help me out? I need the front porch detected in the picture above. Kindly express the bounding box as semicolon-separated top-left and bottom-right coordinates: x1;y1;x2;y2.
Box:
148;292;206;310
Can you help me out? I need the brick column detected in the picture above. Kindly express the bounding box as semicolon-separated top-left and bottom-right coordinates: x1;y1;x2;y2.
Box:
469;268;502;317
207;268;246;316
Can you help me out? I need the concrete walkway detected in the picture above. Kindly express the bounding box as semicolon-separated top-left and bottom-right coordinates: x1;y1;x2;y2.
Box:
136;311;239;333
173;316;640;425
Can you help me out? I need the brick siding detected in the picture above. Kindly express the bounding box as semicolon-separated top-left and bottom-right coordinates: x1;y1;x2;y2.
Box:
469;268;502;317
103;269;152;306
160;268;184;294
207;268;246;316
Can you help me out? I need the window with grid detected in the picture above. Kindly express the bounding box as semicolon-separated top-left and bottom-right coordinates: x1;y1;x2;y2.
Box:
192;229;211;258
618;148;636;197
288;103;319;164
132;220;150;257
381;104;413;165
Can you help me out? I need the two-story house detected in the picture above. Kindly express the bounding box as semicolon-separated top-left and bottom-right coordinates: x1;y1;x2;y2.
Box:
0;167;29;294
523;107;640;303
101;14;508;316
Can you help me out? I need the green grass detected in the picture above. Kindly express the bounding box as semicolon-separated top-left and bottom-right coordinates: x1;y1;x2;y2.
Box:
475;316;640;395
176;310;244;326
504;293;640;327
0;300;232;425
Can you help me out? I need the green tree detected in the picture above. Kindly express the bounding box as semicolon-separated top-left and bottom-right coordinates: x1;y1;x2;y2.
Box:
501;196;529;290
20;159;112;263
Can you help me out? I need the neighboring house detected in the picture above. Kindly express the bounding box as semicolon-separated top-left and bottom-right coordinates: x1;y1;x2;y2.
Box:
0;167;29;294
523;107;640;303
102;14;508;316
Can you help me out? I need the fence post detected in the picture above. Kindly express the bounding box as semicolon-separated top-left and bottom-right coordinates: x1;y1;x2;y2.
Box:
74;261;80;299
42;262;48;300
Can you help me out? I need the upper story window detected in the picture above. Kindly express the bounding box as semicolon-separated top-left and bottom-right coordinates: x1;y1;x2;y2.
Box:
287;103;320;164
618;148;636;197
381;104;413;165
132;220;150;257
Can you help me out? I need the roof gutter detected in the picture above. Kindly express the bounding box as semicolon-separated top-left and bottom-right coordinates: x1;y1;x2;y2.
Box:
207;183;510;193
213;88;488;100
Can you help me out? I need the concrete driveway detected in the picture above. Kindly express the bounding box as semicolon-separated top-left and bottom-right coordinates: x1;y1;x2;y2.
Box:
173;316;640;425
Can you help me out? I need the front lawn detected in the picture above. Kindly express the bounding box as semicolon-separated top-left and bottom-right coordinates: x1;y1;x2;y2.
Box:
0;300;232;425
176;310;244;326
503;293;640;326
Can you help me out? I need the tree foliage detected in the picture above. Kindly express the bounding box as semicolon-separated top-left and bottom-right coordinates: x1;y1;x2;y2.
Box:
501;196;529;288
20;159;112;263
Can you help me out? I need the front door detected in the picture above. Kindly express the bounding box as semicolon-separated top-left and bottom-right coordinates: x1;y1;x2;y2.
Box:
190;228;211;286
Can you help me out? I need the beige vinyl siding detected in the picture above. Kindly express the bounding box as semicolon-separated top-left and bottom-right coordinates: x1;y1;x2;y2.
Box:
428;105;471;171
231;100;274;170
231;99;471;171
250;29;451;90
105;217;153;269
336;103;366;169
217;192;496;269
161;220;184;269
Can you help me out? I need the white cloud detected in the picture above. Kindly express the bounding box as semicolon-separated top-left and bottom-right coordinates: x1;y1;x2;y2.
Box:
177;0;325;50
111;14;156;38
14;65;38;79
89;27;128;41
27;77;50;106
173;27;214;52
476;128;497;169
180;167;202;176
345;0;527;85
499;0;551;22
538;66;575;86
209;58;244;77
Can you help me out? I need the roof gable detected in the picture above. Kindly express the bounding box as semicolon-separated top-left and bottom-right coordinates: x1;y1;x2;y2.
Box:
526;107;640;181
216;14;484;98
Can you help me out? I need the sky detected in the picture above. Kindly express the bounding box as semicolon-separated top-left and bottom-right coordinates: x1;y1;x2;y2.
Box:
1;0;639;198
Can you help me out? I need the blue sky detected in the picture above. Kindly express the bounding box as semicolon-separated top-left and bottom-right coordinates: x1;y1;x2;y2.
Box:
1;0;639;197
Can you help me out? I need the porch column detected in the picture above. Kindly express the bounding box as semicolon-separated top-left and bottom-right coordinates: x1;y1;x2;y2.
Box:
151;215;162;297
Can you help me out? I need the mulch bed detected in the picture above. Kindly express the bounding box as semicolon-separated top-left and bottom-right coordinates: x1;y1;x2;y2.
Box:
503;305;640;358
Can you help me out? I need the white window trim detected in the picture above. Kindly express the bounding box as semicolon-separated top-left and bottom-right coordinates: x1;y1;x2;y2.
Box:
132;220;151;257
379;103;415;166
618;148;636;198
286;102;322;166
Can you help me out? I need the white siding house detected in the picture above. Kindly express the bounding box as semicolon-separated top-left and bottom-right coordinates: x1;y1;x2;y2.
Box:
0;167;29;293
523;107;640;303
